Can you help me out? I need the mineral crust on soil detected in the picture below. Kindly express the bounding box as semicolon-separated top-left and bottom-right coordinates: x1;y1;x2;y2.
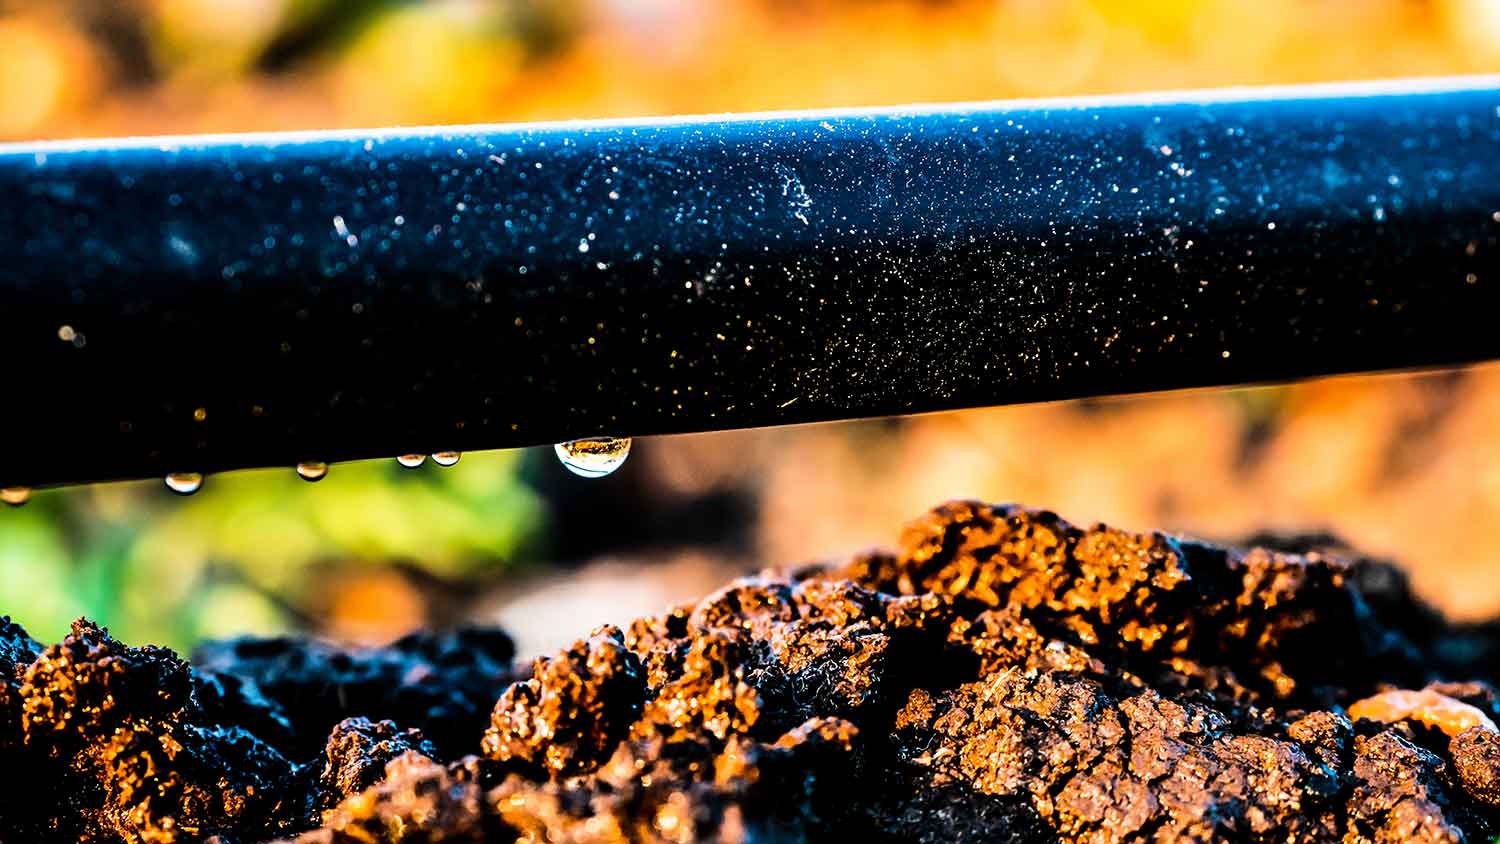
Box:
6;501;1500;842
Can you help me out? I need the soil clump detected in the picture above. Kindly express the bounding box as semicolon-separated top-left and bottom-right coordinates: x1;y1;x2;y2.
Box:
6;501;1500;843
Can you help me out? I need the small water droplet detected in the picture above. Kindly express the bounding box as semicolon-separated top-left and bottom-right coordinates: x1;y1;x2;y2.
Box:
296;462;329;482
432;451;461;467
554;436;632;478
165;473;204;495
397;454;427;468
1;487;30;506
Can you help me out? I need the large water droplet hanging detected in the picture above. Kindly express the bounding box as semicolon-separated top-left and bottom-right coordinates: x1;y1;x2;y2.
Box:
554;436;632;478
296;462;328;482
165;473;204;495
1;487;30;507
396;454;427;468
431;451;461;467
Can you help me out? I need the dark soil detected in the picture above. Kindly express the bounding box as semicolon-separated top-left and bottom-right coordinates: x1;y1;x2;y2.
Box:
7;501;1500;842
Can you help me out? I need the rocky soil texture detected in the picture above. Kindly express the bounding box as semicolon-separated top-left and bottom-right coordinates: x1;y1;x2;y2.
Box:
6;501;1500;843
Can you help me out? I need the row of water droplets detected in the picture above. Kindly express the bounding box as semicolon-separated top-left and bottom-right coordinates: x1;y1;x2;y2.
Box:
2;437;631;504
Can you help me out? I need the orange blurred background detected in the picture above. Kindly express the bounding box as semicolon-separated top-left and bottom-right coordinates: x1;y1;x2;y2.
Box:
2;0;1499;657
6;0;1500;141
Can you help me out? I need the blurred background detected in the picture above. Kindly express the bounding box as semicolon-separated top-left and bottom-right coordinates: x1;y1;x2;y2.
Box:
2;0;1500;657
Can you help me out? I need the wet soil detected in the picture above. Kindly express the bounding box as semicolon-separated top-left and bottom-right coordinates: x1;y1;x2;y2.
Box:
7;501;1500;843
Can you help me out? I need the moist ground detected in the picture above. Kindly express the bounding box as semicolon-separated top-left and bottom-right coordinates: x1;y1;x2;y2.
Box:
5;501;1500;843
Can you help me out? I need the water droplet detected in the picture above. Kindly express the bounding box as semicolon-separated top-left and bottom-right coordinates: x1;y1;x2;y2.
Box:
432;451;461;467
554;436;632;478
165;473;204;495
397;454;427;468
296;461;329;482
1;487;30;506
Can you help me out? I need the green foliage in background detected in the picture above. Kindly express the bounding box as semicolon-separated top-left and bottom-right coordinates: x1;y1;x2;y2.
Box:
0;450;544;651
